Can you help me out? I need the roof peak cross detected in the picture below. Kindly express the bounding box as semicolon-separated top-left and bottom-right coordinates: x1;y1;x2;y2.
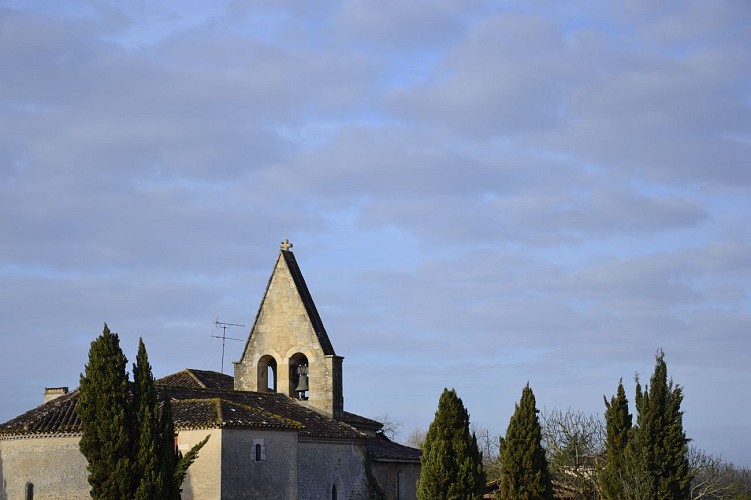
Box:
280;238;293;251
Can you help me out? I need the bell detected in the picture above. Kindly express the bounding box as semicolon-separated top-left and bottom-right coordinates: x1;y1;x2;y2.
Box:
295;374;309;393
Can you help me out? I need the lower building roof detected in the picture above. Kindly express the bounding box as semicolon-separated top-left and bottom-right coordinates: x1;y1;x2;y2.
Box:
0;369;376;442
0;368;421;462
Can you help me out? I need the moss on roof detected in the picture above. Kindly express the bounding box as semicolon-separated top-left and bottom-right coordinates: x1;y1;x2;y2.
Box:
1;368;363;441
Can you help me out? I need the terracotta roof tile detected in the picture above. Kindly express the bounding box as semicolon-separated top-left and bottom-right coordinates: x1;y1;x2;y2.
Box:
156;369;233;390
1;369;364;442
341;411;384;433
159;385;364;440
0;390;80;437
172;398;303;431
366;433;422;462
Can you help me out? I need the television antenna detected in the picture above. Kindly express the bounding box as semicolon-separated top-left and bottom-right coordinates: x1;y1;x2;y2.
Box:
212;318;245;374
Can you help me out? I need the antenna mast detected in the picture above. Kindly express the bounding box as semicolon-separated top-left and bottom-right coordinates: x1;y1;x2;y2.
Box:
212;318;245;374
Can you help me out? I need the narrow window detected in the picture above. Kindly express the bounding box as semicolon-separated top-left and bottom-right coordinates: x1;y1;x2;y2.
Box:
25;482;34;500
331;483;337;500
253;438;266;462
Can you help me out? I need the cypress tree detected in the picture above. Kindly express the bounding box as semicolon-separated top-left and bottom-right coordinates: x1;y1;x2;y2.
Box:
601;379;632;500
79;326;208;499
160;392;180;499
632;350;691;499
497;384;552;500
133;337;166;499
417;388;485;500
78;324;134;499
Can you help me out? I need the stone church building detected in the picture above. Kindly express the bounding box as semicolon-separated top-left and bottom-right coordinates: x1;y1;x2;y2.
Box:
0;241;421;499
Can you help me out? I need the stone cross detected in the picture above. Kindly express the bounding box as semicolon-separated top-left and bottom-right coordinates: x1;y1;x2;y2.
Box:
280;239;293;251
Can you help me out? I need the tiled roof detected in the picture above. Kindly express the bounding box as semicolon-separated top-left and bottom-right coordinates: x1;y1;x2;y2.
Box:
159;384;364;439
0;368;421;467
171;398;303;431
366;433;422;462
156;368;234;390
0;369;364;441
0;389;80;437
340;411;384;433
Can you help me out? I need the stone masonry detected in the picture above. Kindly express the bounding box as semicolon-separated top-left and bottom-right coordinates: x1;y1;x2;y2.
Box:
234;242;344;419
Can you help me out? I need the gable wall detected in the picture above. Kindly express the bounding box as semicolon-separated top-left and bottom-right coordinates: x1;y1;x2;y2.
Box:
219;428;298;499
235;254;343;417
0;436;89;500
179;429;222;500
371;461;421;500
297;440;370;500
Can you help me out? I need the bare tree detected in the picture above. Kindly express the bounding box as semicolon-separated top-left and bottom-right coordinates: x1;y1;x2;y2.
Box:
541;408;606;499
689;446;751;500
471;423;501;482
405;427;426;450
373;413;402;440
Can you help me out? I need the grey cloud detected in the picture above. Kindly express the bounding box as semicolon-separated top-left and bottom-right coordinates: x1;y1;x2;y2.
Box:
359;184;707;248
1;0;750;467
331;0;480;50
548;244;751;327
556;49;751;185
389;12;571;137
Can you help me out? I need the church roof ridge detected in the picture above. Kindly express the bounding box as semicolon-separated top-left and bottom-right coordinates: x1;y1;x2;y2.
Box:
157;368;234;390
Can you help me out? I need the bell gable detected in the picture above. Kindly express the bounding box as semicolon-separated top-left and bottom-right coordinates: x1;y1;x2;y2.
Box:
234;240;344;418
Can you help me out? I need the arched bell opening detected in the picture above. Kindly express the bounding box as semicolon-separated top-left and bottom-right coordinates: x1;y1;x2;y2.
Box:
257;355;277;393
289;352;309;400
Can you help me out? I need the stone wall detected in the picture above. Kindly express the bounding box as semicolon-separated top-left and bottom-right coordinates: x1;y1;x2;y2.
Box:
219;428;298;499
371;461;421;500
0;431;226;500
0;436;89;500
297;440;370;500
235;253;343;418
179;428;222;500
0;430;391;500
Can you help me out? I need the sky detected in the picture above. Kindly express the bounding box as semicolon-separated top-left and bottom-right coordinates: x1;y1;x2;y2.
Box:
1;0;750;467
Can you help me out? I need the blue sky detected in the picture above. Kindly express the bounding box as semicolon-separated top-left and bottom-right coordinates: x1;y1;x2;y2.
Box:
1;0;750;467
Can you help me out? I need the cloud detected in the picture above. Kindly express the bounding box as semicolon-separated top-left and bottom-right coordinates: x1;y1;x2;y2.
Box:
1;0;750;467
388;12;571;137
331;0;479;50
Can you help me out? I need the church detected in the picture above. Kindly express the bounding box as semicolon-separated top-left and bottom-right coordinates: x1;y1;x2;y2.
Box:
0;241;421;499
